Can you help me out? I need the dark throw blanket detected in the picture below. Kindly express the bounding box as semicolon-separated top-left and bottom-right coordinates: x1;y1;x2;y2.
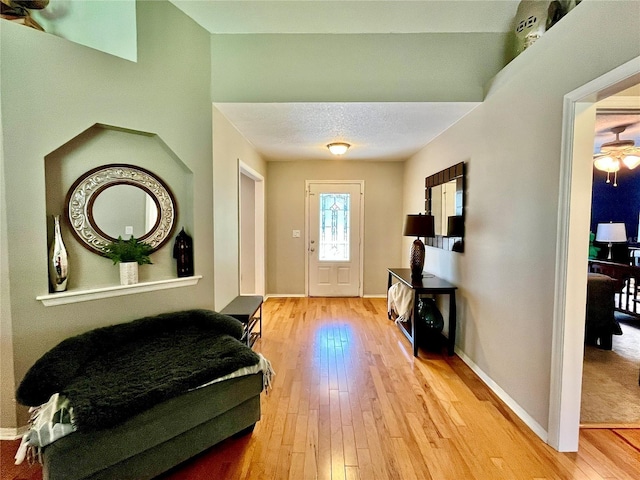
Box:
17;309;260;430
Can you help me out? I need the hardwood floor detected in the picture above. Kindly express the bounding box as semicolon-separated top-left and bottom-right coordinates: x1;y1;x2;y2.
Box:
2;297;639;479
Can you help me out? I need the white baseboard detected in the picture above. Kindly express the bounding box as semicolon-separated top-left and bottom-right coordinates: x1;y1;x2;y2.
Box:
0;425;27;440
265;294;387;299
264;294;306;299
455;347;549;443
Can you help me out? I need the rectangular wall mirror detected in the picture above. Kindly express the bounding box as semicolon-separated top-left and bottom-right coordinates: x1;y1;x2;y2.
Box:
424;162;465;252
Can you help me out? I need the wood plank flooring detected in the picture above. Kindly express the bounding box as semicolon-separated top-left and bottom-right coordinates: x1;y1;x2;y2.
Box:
2;297;639;479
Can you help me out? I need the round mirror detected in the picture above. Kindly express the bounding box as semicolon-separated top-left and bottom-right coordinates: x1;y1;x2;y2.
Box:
66;164;177;255
90;184;159;240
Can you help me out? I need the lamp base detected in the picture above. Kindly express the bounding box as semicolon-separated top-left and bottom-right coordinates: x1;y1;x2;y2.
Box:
409;238;425;280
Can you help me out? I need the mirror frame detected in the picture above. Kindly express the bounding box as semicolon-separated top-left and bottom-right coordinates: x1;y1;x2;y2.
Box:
424;162;465;252
66;164;177;255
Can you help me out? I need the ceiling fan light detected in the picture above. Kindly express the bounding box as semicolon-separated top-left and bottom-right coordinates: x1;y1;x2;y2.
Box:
594;156;620;172
622;155;640;170
327;142;350;156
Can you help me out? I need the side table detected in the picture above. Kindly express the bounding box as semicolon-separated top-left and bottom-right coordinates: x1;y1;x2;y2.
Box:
387;268;457;356
220;295;263;348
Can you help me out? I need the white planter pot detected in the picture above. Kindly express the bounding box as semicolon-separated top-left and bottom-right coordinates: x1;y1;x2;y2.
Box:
119;262;139;285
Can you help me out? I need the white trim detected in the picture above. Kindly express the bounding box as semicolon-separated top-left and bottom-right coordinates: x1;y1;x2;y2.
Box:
0;425;28;441
36;276;202;306
305;180;365;297
305;182;310;296
363;294;387;298
550;56;640;452
238;161;266;297
456;348;548;442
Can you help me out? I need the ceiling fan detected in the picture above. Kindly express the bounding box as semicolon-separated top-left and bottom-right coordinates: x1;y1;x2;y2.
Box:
593;125;640;186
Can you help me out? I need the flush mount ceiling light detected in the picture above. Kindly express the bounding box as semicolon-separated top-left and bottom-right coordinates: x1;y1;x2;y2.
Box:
593;125;640;186
327;142;350;156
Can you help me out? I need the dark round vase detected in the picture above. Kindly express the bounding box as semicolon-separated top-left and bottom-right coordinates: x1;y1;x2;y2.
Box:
417;297;444;350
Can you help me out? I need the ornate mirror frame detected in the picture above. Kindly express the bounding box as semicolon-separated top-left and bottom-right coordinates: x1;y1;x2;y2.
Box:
65;164;177;255
424;162;466;252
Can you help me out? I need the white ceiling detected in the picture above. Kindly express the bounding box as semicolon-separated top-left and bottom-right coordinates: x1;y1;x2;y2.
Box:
168;1;530;162
214;102;480;161
594;111;640;150
595;85;640;151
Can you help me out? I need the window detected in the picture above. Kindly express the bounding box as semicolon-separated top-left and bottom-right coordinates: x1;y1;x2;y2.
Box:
318;193;350;261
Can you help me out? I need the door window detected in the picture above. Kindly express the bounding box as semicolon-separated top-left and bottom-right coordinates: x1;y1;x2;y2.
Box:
319;193;350;261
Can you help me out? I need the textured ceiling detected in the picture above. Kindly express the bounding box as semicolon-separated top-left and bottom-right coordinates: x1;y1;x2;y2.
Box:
594;112;640;150
215;102;480;161
595;84;640;151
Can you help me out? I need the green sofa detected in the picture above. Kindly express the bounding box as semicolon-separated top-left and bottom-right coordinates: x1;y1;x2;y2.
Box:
43;373;262;480
16;310;266;480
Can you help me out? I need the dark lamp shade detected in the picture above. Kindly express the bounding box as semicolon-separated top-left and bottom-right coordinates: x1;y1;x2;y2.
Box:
403;214;435;238
446;215;464;237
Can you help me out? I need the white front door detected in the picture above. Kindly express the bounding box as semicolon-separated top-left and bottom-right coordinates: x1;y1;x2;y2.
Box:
307;182;363;297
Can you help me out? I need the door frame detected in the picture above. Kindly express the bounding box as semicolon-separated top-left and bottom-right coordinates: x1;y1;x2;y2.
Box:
238;160;265;297
550;56;640;451
305;180;365;297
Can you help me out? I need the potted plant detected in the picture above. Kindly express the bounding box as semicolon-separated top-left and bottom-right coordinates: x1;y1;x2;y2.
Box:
102;236;153;285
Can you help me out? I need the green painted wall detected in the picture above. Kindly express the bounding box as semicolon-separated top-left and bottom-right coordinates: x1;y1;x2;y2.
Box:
44;125;193;288
0;0;213;428
31;0;138;62
212;106;267;311
210;33;509;102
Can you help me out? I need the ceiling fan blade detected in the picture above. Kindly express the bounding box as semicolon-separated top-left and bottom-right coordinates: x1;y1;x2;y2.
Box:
622;146;640;155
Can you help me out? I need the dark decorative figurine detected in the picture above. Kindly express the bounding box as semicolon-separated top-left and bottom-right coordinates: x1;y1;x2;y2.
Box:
173;228;193;277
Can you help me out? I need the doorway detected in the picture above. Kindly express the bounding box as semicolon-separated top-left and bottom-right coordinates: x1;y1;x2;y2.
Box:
581;93;640;426
306;181;364;297
239;162;265;296
550;56;640;451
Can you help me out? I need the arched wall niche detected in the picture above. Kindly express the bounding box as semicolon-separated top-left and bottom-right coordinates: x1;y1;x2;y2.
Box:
44;123;194;291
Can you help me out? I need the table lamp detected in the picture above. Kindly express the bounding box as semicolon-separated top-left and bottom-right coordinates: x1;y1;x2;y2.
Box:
403;213;435;280
595;222;627;260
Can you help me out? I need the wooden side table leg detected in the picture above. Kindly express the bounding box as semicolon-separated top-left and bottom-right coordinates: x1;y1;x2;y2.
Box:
448;292;456;356
413;291;419;357
387;272;392;319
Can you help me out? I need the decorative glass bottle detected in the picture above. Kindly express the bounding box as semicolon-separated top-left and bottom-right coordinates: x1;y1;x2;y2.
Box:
49;215;68;292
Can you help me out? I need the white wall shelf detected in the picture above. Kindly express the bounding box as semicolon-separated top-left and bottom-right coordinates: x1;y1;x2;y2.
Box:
36;276;202;306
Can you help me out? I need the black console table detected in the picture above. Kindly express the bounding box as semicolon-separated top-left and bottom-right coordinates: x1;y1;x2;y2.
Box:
387;268;457;356
220;295;263;348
